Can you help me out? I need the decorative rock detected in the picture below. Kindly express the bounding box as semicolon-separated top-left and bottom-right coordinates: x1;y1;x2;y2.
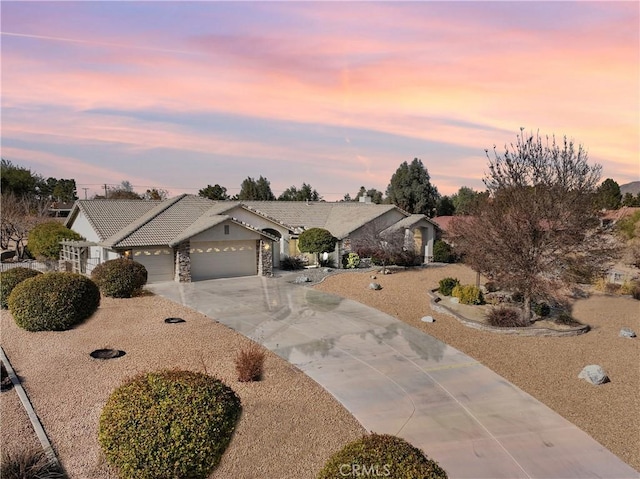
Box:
323;268;333;273
578;365;609;385
294;276;311;284
368;282;382;290
370;275;377;280
450;297;460;304
421;316;435;323
619;328;636;338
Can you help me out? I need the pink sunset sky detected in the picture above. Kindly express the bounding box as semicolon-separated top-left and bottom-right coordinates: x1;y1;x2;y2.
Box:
1;1;638;200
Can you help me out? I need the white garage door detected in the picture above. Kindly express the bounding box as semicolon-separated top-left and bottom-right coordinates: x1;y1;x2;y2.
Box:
132;248;174;283
191;240;256;281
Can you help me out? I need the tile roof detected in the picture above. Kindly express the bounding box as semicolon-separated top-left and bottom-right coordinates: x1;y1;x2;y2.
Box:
241;201;403;239
382;214;437;233
66;200;162;240
73;195;420;249
102;195;214;248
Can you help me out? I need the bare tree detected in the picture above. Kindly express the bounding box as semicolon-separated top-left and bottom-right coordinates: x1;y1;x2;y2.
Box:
352;221;418;268
450;130;619;321
1;193;51;259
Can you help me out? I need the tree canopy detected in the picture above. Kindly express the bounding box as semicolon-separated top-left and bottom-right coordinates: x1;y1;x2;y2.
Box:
436;196;455;216
450;186;487;215
238;176;275;201
450;130;616;321
298;228;337;264
1;159;42;198
278;183;321;201
198;184;230;200
385;158;439;216
594;178;622;210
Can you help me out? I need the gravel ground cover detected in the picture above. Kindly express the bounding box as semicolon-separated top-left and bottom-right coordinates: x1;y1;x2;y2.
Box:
0;294;366;478
314;263;640;472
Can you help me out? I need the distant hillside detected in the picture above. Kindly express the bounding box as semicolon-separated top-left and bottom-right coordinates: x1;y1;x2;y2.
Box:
620;181;640;196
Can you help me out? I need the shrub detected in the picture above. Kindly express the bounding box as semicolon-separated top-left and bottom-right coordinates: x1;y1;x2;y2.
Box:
27;221;83;260
484;281;498;293
280;255;305;270
390;250;421;267
486;306;529;328
438;277;459;296
345;253;360;269
619;280;639;296
433;240;455;263
0;268;41;309
235;343;266;382
317;433;447;479
451;284;484;305
91;258;147;298
99;370;242;479
533;302;551;317
8;272;100;331
511;291;524;303
1;449;65;479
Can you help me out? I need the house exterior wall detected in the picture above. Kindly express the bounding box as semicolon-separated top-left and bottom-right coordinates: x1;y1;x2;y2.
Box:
224;206;290;262
190;221;262;242
68;212;104;261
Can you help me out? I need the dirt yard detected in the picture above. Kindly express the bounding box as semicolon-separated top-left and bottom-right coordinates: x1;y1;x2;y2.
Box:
314;263;640;472
0;295;365;478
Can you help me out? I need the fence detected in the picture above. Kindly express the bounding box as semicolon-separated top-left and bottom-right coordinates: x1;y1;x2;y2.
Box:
0;258;101;275
0;260;59;273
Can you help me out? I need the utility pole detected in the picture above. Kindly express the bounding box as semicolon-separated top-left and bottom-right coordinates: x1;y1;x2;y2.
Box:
82;188;89;200
104;184;108;199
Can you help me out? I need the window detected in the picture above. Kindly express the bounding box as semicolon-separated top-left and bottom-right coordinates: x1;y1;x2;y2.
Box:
224;225;230;235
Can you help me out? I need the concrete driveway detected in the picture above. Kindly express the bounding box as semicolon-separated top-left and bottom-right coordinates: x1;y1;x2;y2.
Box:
149;275;638;479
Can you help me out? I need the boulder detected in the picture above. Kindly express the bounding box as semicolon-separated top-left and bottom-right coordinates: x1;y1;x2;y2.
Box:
294;276;311;284
368;282;382;291
421;316;435;323
578;365;609;385
619;328;636;338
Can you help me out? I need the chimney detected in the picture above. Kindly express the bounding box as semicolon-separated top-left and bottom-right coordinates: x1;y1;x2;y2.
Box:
359;195;372;203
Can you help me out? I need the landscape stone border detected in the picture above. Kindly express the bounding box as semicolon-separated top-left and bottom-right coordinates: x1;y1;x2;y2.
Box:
427;290;590;337
0;346;62;469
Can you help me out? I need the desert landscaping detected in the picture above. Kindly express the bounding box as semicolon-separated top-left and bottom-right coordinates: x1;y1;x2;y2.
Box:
2;263;639;477
315;264;640;472
0;293;366;479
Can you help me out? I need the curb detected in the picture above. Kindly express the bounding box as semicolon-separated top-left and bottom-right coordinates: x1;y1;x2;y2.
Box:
0;346;62;469
427;290;590;337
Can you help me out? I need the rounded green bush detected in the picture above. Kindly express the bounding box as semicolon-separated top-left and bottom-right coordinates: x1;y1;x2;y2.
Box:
91;258;148;298
8;272;100;331
27;221;83;259
99;370;242;479
318;433;448;479
0;267;42;309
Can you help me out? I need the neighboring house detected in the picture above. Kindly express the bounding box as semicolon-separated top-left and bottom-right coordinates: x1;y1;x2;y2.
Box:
64;194;437;283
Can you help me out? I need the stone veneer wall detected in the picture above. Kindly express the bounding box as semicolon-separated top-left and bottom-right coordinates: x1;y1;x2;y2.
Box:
175;240;191;282
258;239;273;277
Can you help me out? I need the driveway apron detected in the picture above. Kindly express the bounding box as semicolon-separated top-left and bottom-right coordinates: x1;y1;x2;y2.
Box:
148;276;639;479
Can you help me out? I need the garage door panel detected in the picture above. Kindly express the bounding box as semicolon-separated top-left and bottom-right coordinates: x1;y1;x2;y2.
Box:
191;240;256;280
132;248;174;283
